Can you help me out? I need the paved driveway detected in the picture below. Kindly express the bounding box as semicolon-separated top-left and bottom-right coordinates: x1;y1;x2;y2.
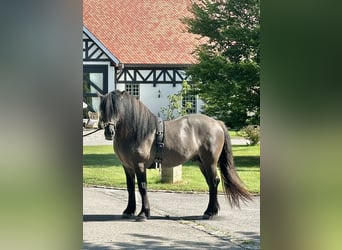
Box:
83;187;260;249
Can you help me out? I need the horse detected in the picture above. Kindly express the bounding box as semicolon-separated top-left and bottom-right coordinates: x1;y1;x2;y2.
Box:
98;90;252;221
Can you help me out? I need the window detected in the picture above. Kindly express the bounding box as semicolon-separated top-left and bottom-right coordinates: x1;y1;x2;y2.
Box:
125;84;140;99
182;95;197;114
83;65;108;117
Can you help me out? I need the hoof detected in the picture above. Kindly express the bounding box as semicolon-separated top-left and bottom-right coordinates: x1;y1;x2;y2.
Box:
135;215;147;222
122;213;134;219
202;213;213;220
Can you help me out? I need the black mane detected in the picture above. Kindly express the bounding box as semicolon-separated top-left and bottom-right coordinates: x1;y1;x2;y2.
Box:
100;90;157;142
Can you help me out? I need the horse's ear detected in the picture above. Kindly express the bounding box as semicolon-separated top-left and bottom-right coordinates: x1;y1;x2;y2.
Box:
97;91;103;98
121;90;126;95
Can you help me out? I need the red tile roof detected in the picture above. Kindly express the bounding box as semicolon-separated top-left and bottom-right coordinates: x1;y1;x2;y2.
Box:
83;0;202;65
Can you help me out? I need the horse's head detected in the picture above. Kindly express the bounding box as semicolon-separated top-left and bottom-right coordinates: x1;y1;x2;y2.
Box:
98;91;124;140
103;122;115;140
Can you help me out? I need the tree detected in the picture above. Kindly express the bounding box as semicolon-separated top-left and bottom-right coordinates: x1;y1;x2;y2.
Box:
184;0;260;128
160;81;193;120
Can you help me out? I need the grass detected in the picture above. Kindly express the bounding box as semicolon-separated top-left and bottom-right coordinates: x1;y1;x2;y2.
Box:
83;144;260;194
228;130;239;138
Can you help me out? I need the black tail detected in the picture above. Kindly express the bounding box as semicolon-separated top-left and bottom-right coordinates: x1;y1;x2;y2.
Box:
218;123;252;208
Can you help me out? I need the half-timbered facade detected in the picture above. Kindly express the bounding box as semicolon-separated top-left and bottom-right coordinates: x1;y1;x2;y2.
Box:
83;27;118;115
83;0;203;118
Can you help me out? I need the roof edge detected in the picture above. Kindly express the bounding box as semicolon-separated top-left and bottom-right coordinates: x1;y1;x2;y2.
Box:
123;63;192;68
83;26;120;65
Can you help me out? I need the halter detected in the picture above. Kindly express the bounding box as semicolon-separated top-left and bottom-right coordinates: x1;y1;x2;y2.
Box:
104;122;116;128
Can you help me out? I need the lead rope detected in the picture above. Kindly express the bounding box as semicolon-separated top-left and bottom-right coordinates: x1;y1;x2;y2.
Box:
83;121;116;137
83;128;103;137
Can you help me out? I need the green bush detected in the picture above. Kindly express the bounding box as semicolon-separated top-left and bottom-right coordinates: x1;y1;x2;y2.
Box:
239;125;260;146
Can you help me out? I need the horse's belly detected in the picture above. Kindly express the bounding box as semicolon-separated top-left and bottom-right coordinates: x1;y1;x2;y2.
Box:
160;148;196;167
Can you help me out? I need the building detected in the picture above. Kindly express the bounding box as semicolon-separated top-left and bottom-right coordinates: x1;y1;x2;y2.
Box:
83;0;203;118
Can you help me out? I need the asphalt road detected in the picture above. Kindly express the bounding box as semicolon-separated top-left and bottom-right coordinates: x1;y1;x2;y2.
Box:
83;187;260;249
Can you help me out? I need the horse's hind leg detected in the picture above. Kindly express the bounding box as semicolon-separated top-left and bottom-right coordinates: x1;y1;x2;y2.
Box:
199;162;220;219
122;167;136;218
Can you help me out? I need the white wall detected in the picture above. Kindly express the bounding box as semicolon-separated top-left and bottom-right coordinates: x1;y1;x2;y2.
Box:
116;83;204;119
141;84;182;118
116;83;125;92
116;83;181;118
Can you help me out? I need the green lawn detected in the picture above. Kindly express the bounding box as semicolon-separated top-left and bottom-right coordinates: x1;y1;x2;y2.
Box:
83;144;260;194
228;130;239;138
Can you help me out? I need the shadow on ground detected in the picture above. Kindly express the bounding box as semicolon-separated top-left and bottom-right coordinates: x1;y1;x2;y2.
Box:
234;156;260;168
83;154;121;168
83;214;259;249
83;232;244;250
83;214;219;222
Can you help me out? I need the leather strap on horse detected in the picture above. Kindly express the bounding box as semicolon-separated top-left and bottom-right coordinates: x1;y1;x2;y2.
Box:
154;117;165;169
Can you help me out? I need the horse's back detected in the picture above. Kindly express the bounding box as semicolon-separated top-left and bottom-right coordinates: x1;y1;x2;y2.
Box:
186;114;225;149
170;114;224;136
163;114;225;165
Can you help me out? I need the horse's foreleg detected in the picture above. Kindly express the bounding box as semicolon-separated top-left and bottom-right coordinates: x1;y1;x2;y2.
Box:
135;165;150;221
122;167;136;218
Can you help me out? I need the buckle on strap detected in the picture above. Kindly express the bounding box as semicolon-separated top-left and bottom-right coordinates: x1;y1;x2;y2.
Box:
155;117;165;164
156;117;164;144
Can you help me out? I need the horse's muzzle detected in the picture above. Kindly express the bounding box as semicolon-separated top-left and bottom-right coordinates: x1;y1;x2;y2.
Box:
104;125;115;140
